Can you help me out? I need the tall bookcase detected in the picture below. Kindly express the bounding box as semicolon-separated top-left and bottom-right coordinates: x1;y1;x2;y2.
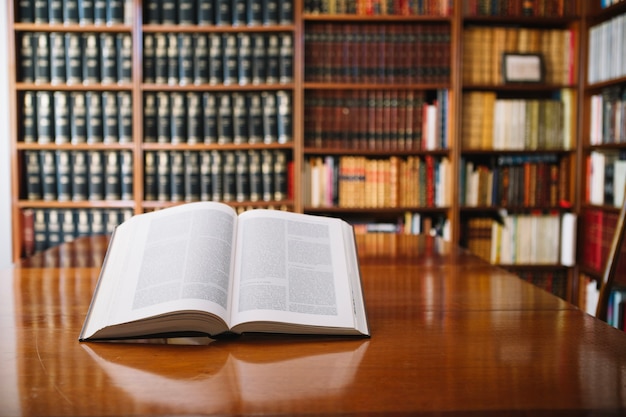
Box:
458;1;582;302
578;0;626;325
8;0;589;304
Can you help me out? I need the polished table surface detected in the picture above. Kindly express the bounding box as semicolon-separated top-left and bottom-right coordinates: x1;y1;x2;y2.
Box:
2;234;626;416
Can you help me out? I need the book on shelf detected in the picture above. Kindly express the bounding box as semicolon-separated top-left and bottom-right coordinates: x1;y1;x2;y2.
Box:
79;202;369;341
303;0;451;16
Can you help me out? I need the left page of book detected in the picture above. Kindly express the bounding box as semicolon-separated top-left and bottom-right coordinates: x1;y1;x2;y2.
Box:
80;202;238;340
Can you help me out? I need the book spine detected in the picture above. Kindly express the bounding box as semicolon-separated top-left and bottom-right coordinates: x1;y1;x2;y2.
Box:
279;33;293;83
46;209;61;248
143;34;155;83
276;90;292;144
198;0;215;25
104;150;120;200
262;91;277;144
251;34;266;84
156;150;170;201
265;34;279;83
273;150;288;200
60;209;76;243
102;92;119;144
186;92;202;144
79;0;95;24
279;0;293;24
222;151;236;201
216;0;232;25
232;93;248;144
170;92;187;144
117;92;132;144
179;34;194;85
143;92;158;143
33;209;47;252
208;33;224;84
263;0;278;24
83;33;100;84
170;151;185;201
217;93;233;144
178;0;195;24
248;149;262;201
108;0;124;23
237;33;252;85
232;0;247;26
222;34;238;86
154;33;168;84
20;33;35;83
143;151;157;200
199;151;212;200
167;33;179;85
35;33;50;84
100;33;117;84
53;91;70;144
36;91;53;144
50;33;66;85
261;149;273;201
193;34;209;84
55;150;72;201
203;93;218;144
117;33;132;83
211;150;223;200
71;151;88;201
157;92;171;143
94;0;107;26
87;151;104;200
23;92;37;144
19;0;34;22
247;92;263;144
34;0;49;23
235;150;250;202
76;209;91;237
65;33;82;84
24;151;42;200
184;151;200;201
247;0;262;25
40;150;57;201
49;0;63;24
161;0;176;24
89;208;105;235
120;150;133;200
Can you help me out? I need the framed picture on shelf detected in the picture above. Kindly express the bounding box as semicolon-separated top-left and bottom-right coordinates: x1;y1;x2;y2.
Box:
502;53;544;83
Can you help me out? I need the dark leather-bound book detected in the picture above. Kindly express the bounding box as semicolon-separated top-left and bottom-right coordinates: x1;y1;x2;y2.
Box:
198;0;215;25
104;150;121;200
222;151;236;202
246;0;262;25
71;151;88;201
88;151;105;200
53;92;70;144
217;94;233;145
184;151;201;202
203;93;218;144
186;92;202;144
276;91;292;144
65;33;82;84
247;92;263;144
24;151;42;200
102;92;119;144
170;151;185;202
55;150;72;202
60;209;76;243
36;91;53;144
262;92;277;144
208;34;224;84
193;34;209;84
156;151;171;201
118;92;132;144
94;0;107;24
232;93;248;145
178;34;194;85
237;33;252;85
79;0;95;24
232;0;246;25
20;33;35;82
199;151;213;200
117;33;132;83
143;92;158;143
40;150;57;201
34;33;50;83
49;0;63;23
143;151;157;201
156;92;171;143
167;33;179;85
23;92;36;143
235;150;250;202
83;33;101;84
49;33;66;84
211;150;223;201
248;150;262;202
120;150;133;201
170;93;187;144
154;34;168;84
178;0;196;24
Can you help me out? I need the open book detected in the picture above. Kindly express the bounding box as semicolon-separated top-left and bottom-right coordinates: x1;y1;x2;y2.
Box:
79;202;369;341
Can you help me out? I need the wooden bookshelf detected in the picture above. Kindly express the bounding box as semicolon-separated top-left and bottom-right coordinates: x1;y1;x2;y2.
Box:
6;0;592;305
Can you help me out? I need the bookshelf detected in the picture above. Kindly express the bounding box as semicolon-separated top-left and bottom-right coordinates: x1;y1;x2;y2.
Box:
6;0;591;305
458;1;581;301
578;0;626;324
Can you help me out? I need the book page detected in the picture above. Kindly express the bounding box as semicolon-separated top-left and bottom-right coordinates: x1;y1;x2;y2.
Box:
81;202;238;339
230;210;365;334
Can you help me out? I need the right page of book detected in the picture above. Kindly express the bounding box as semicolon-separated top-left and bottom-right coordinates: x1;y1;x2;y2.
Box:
230;210;368;335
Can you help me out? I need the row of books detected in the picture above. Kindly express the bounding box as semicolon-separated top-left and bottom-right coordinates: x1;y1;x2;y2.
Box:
464;212;576;266
17;0;131;25
143;32;293;86
588;13;626;84
580;208;626;274
351;213;450;237
304;89;448;151
463;0;577;17
304;23;451;84
586;150;626;207
460;155;569;208
589;86;626;145
144;0;293;26
21;208;133;257
461;90;574;150
23;150;133;202
144;149;290;203
22;91;132;144
462;26;576;86
303;155;450;209
303;0;452;16
144;91;292;144
20;32;132;85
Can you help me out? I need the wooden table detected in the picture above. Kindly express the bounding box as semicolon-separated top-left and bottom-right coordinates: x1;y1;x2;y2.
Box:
2;234;626;416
